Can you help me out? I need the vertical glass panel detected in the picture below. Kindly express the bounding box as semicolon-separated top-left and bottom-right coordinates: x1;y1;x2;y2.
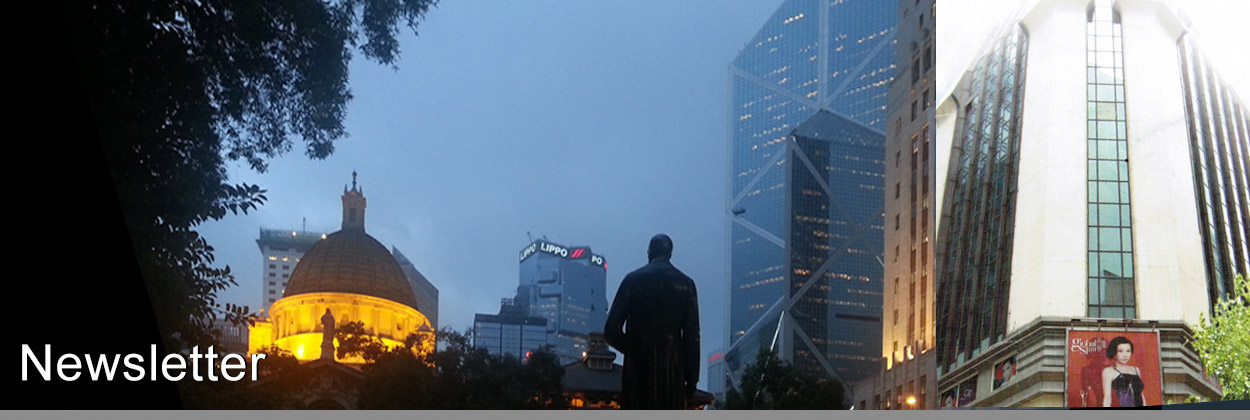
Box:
1099;181;1118;202
1099;161;1118;181
1105;307;1123;319
1098;140;1117;159
1089;253;1099;277
1099;204;1120;226
1089;181;1098;201
1122;230;1132;251
1100;227;1121;251
1098;121;1117;139
1088;85;1097;101
1089;226;1099;247
1097;68;1113;84
1123;254;1133;277
1088;279;1100;304
1098;85;1115;102
1120;183;1130;203
1117;142;1127;160
1125;307;1135;319
1096;37;1112;51
1100;253;1122;277
1116;103;1126;119
1105;278;1125;304
1089;140;1098;158
1089;102;1098;119
1097;103;1116;120
1117;122;1127;139
1089;206;1099;226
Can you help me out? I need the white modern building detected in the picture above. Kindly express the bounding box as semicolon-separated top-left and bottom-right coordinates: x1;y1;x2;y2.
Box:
935;0;1243;407
257;227;326;311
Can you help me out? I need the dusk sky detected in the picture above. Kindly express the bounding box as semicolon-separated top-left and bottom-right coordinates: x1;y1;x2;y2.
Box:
199;0;787;386
196;0;1250;389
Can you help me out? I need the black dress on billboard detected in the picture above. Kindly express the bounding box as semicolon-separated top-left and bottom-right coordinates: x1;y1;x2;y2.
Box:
1111;366;1145;407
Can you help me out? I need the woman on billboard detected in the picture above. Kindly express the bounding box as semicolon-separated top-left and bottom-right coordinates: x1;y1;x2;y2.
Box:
1101;336;1146;407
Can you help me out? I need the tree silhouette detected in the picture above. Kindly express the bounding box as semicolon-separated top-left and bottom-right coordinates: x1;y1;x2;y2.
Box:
60;0;438;350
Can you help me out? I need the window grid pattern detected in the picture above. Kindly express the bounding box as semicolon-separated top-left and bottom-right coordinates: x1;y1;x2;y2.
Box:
1085;3;1137;319
1178;35;1250;314
726;0;896;385
936;25;1028;370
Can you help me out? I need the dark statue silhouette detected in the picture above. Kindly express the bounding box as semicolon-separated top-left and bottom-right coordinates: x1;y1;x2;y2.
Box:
604;234;700;409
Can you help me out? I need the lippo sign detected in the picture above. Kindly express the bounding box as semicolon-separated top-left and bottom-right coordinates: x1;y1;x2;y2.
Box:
518;240;606;269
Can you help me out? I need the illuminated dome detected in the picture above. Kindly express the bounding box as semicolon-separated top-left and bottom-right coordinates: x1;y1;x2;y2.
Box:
249;172;433;363
284;229;419;309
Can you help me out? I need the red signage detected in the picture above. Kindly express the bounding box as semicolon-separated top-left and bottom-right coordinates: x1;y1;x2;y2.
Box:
1066;330;1161;408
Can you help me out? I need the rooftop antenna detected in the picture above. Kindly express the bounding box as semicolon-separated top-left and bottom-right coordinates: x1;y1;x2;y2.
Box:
527;231;534;242
302;217;306;234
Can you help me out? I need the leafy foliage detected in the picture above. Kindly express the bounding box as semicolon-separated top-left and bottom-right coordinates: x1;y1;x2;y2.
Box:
343;326;568;409
723;351;847;410
406;329;568;409
178;344;304;409
1191;274;1250;401
181;326;567;409
61;0;438;350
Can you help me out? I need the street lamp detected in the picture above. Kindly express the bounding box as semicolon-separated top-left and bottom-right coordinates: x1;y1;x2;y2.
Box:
906;396;917;409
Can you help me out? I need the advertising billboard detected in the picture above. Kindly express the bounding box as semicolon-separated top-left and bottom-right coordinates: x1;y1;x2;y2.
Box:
940;388;957;408
957;377;977;407
992;354;1018;391
1066;330;1161;408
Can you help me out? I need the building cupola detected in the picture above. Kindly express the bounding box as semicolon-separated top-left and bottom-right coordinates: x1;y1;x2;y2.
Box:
341;171;366;231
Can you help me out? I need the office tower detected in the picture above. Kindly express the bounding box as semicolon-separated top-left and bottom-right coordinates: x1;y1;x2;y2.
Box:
393;246;440;329
511;238;608;364
935;0;1239;406
473;298;550;360
725;0;896;390
853;0;937;410
257;227;326;311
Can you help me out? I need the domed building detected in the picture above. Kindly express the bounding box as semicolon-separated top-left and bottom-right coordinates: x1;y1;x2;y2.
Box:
249;173;434;363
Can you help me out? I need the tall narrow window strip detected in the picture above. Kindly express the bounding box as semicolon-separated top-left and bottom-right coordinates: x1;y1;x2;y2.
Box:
1085;1;1137;319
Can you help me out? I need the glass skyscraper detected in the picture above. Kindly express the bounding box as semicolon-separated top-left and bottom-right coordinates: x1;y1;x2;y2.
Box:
725;0;895;389
514;238;608;365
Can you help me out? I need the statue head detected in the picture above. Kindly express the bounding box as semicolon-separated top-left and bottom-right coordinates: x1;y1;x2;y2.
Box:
647;234;673;261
